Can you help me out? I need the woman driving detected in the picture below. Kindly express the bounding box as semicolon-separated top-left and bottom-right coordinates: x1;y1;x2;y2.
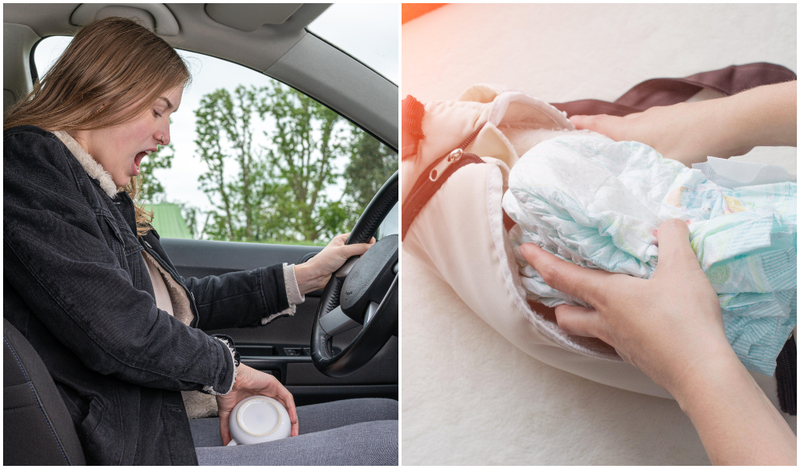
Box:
4;17;397;465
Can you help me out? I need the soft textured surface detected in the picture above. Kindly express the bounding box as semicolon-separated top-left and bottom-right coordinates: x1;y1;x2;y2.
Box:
403;253;711;465
401;3;796;465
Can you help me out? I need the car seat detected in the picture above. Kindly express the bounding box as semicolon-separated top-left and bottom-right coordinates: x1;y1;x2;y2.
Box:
4;318;86;465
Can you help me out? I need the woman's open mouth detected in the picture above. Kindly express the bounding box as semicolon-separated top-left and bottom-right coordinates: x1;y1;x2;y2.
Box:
133;150;151;176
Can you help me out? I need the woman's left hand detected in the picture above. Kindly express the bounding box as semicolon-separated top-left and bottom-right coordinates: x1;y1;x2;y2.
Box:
216;363;299;444
294;233;375;295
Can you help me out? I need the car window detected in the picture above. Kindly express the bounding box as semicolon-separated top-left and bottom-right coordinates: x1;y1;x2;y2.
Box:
376;204;399;240
32;37;397;246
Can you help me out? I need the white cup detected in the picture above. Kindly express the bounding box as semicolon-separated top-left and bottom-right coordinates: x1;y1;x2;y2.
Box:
226;396;292;446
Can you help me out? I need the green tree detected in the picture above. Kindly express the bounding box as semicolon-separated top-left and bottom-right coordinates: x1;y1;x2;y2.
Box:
194;86;268;241
342;128;398;226
194;83;362;244
177;201;205;240
257;82;350;242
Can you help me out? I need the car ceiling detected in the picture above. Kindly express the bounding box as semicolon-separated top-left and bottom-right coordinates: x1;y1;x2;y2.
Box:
3;3;398;150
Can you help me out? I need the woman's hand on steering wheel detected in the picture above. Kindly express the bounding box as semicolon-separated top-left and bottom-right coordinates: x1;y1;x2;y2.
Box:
216;364;299;445
295;233;376;295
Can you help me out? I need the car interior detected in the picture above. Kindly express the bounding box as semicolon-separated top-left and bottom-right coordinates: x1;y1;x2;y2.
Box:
4;3;398;465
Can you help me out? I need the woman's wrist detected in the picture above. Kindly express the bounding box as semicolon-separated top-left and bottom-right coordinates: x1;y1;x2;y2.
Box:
663;97;745;164
637;82;796;165
697;81;797;162
727;81;797;151
673;344;796;465
669;342;744;415
294;262;327;295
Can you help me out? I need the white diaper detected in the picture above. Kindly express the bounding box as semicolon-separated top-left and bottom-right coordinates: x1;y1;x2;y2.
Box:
503;134;797;375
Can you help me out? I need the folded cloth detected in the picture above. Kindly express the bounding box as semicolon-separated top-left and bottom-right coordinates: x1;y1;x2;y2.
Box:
503;134;797;375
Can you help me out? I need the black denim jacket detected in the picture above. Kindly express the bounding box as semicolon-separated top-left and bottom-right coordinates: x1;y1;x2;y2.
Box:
4;126;289;464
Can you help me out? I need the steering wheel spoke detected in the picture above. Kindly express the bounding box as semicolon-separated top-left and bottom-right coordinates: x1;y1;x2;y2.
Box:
311;172;398;378
319;305;360;336
335;257;359;278
364;301;380;325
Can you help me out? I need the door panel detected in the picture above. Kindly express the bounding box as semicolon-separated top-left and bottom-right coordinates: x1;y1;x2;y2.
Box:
161;237;398;405
163;238;321;277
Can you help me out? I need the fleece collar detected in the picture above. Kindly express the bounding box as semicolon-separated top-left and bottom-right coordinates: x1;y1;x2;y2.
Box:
52;130;120;198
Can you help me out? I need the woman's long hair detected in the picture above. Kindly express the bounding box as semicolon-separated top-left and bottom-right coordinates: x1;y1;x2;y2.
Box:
5;17;191;236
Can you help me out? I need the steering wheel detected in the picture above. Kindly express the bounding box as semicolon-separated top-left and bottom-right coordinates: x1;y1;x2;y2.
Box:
311;172;398;378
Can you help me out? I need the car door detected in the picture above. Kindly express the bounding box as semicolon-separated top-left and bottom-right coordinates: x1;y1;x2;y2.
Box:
160;210;399;406
147;46;399;407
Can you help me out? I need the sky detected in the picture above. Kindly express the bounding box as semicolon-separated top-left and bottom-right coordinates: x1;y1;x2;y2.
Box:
34;4;399;217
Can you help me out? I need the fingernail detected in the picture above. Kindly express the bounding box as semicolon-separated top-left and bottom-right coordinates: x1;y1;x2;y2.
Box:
520;243;533;257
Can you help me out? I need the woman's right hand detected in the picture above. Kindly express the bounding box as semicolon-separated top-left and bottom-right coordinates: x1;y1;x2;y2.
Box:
519;219;796;464
216;363;299;445
571;102;753;166
519;219;732;399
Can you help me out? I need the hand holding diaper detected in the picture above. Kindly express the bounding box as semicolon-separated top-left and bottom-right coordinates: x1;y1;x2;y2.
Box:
519;219;730;400
503;134;796;375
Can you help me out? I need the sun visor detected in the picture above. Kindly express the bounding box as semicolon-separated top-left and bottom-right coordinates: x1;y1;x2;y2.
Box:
205;4;303;32
70;4;179;36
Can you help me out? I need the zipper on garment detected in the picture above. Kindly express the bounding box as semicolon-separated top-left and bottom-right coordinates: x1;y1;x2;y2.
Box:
401;148;485;240
429;149;463;181
401;123;488;239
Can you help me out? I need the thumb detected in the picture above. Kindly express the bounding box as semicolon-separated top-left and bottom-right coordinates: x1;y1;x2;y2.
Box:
519;243;612;308
218;407;232;445
340;241;374;258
